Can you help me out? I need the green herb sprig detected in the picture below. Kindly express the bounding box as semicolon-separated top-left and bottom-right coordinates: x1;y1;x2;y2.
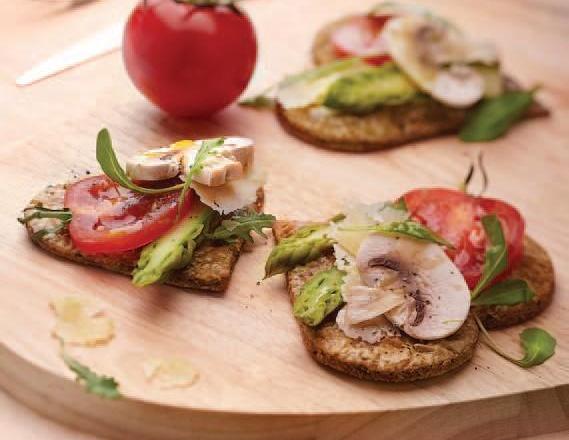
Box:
460;89;536;142
208;212;276;243
96;128;184;195
61;349;121;399
177;137;224;215
341;220;454;248
18;207;73;239
475;316;556;368
471;214;508;299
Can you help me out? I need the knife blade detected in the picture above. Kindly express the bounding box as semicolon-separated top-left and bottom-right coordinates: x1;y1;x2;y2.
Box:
16;22;124;87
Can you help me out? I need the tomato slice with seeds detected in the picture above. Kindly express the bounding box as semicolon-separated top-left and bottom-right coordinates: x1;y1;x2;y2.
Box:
330;15;392;66
65;175;193;254
403;188;525;289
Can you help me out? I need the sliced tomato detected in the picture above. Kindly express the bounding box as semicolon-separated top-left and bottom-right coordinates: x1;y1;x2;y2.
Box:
65;175;192;254
402;188;525;289
330;15;392;66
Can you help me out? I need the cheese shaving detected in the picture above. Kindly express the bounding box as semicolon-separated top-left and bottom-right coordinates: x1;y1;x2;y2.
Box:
192;168;265;214
143;357;199;389
51;295;114;346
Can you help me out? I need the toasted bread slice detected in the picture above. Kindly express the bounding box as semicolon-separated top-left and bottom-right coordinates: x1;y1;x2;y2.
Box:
22;183;264;292
276;16;549;152
473;236;555;329
273;221;479;382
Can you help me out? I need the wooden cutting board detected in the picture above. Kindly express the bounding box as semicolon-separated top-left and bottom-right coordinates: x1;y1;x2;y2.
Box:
0;0;568;439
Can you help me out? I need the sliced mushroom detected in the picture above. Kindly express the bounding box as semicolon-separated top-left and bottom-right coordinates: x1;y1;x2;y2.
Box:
356;234;470;340
431;64;484;108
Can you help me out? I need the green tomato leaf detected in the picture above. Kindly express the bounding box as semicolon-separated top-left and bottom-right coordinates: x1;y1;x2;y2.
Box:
208;212;276;243
293;267;345;326
341;220;453;248
96;128;184;195
471;214;508;299
177;137;224;215
472;279;534;306
264;224;333;278
459;90;535;142
62;351;121;399
475;316;556;368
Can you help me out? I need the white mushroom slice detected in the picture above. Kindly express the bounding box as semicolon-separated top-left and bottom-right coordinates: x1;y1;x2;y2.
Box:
384;15;493;108
336;307;399;344
182;138;254;187
191;169;265;214
219;137;254;170
356;234;470;340
344;285;405;325
126;147;182;181
431;64;484;108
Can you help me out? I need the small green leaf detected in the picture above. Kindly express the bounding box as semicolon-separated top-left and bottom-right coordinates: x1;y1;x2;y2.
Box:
62;351;121;399
177;138;224;215
239;85;276;109
475;316;556;368
518;328;556;367
341;220;453;248
96;128;184;195
391;198;407;212
293;268;345;326
472;279;534;306
460;90;535;142
264;224;333;278
208;212;276;243
471;214;508;299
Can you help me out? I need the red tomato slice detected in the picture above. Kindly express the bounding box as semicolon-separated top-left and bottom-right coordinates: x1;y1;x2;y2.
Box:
402;188;525;289
65;175;193;255
330;15;392;66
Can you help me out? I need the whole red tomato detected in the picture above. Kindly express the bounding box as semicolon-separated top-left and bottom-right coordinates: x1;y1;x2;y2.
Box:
123;0;257;117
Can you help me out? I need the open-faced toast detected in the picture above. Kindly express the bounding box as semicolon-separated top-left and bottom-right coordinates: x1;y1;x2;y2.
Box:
22;184;264;292
274;221;479;382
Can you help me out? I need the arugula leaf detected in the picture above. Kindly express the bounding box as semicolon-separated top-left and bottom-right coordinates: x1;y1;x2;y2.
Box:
471;214;508;299
475;316;556;368
341;220;453;248
96;128;184;195
177;138;224;214
472;279;534;306
62;351;121;399
391;198;407;212
18;207;72;225
208;212;276;243
293;267;345;326
460;90;535;142
264;224;333;278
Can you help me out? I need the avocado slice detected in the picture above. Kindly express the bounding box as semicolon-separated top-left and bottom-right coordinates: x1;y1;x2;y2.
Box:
132;202;216;287
323;63;419;115
293;267;345;326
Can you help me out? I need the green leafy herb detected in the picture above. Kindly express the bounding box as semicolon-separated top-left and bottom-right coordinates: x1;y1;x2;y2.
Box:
475;316;556;368
293;267;345;326
472;279;534;306
328;212;347;223
341;220;453;248
471;214;508;299
264;224;333;278
177;138;224;215
18;206;72;224
62;350;121;399
96;128;183;195
460;90;535;142
208;212;276;243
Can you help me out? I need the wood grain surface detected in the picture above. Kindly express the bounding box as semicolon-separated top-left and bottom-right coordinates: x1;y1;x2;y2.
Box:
0;0;568;439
